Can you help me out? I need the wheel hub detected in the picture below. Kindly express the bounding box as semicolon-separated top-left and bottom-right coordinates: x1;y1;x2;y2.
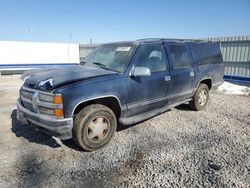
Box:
198;89;207;106
87;116;109;142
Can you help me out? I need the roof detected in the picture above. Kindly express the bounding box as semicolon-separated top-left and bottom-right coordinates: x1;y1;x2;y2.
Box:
136;38;207;43
84;38;217;47
103;38;207;46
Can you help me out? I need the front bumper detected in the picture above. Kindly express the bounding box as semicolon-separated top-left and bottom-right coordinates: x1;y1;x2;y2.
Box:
16;99;73;140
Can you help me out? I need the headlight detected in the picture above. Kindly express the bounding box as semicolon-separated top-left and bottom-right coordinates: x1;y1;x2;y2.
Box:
39;106;54;115
38;93;64;117
39;93;63;104
39;93;53;103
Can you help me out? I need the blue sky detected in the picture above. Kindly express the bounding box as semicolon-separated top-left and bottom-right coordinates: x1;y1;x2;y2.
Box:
0;0;249;43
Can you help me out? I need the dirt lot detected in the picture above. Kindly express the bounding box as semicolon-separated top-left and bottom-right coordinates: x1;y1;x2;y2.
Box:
0;75;249;188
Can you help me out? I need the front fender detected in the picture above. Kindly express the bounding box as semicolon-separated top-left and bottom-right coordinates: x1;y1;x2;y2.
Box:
55;75;126;118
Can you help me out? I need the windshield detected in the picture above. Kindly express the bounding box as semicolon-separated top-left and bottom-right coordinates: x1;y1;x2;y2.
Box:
81;43;136;72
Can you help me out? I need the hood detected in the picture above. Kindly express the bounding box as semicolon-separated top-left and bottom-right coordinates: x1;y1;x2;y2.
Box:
22;65;116;91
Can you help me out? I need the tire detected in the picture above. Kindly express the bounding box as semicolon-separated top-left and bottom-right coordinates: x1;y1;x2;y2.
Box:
73;104;117;151
189;83;209;111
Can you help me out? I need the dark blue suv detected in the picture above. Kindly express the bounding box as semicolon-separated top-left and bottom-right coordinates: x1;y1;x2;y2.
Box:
17;39;224;151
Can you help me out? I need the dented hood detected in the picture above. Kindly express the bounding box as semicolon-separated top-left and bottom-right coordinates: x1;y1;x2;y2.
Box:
22;65;116;90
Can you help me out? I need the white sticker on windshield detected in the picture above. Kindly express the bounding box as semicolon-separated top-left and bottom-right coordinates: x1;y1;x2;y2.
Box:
116;47;131;51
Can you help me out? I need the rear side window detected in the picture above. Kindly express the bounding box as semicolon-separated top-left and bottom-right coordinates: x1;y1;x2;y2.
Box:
192;43;221;65
168;44;192;69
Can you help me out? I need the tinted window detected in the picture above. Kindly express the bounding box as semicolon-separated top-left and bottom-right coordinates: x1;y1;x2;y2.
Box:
168;44;192;69
192;43;221;64
134;44;167;72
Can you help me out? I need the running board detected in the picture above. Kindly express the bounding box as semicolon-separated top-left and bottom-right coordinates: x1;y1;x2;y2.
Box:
119;98;192;125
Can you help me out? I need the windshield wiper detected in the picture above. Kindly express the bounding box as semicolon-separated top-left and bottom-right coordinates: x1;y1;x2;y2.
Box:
92;62;114;71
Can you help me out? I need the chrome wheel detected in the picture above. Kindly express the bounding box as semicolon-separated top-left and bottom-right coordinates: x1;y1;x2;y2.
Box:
87;116;110;142
198;89;207;106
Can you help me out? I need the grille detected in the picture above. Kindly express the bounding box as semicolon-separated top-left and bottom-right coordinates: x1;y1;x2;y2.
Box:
19;86;63;118
21;90;33;100
20;88;35;112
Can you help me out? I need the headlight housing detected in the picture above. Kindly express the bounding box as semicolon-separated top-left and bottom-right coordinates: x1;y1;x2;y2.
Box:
39;93;54;103
38;93;64;118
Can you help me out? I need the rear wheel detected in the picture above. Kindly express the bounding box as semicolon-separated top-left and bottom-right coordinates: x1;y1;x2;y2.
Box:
73;104;117;151
189;83;209;111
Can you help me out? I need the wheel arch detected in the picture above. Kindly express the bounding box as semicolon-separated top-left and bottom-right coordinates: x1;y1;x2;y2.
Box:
72;96;122;118
197;77;212;90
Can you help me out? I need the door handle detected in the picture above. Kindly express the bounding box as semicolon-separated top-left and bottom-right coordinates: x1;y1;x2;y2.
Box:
190;72;194;77
165;76;171;81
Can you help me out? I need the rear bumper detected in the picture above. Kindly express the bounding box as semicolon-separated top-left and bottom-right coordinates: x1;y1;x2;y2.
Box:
16;99;73;140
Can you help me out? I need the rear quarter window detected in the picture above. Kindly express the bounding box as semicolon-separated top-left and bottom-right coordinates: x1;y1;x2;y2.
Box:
192;43;222;65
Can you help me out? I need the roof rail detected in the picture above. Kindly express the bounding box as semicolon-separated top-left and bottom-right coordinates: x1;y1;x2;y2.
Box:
136;38;205;43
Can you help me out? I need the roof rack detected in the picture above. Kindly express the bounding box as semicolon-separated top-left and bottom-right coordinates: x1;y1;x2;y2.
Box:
136;38;205;43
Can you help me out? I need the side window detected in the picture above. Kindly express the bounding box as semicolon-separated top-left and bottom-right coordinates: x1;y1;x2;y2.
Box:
192;43;221;65
134;44;167;72
168;44;192;69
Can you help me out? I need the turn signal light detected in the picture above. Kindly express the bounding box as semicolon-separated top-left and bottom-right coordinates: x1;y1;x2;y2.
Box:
54;108;64;117
53;95;62;104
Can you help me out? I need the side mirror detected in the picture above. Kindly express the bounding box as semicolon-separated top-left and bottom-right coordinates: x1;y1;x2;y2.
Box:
130;66;151;77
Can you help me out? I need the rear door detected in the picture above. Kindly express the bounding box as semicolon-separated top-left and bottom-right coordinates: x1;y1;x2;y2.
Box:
164;42;195;103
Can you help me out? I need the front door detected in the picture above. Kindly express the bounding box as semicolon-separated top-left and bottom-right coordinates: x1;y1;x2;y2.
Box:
126;43;171;117
164;43;195;104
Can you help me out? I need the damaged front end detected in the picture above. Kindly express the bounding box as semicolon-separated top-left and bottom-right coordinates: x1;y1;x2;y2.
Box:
38;78;54;90
20;65;116;91
17;76;73;139
22;73;55;91
17;65;116;139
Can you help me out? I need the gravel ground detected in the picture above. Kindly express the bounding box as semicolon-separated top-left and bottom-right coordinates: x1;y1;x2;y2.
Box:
0;75;249;188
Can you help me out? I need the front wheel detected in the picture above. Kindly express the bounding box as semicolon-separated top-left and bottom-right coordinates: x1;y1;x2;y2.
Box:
73;104;117;151
189;83;209;111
